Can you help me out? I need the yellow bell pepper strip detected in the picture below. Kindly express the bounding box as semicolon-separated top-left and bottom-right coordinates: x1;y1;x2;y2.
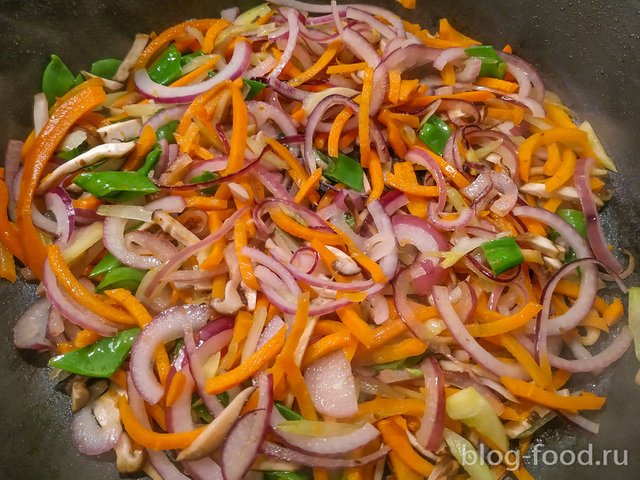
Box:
518;127;591;182
206;326;286;394
47;245;135;325
358;67;374;167
388;451;423;480
0;178;25;263
545;148;577;192
377;416;434;476
500;377;607;412
118;395;206;450
465;302;542;337
438;18;481;47
500;334;551;389
289;41;340;87
17;78;106;278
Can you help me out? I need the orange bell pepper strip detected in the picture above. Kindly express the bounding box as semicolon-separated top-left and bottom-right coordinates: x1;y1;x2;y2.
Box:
222;78;249;175
388;451;423;480
326;62;368;75
378;416;434;476
518;127;591;182
476;77;519;93
104;288;153;327
17;78;105;278
284;357;318;420
545;148;576;192
367;150;384;204
500;377;607;412
165;371;187;407
0;178;25;262
206;326;286;394
202;21;231;54
47;245;135;325
466;302;542;337
438;18;481;47
0;240;17;282
336;306;377;348
500;333;551;389
289;41;340;87
118;395;205;450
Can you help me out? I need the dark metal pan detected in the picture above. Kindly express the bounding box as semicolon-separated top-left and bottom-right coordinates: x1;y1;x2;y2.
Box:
1;1;638;478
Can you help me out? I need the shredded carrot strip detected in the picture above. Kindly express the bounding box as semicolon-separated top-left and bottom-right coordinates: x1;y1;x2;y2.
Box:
411;90;495;107
301;330;353;370
328;107;354;158
122;124;156;171
271;209;345;245
387;70;402;104
234;215;259;290
326;62;368;75
165;371;187;407
466;303;542;337
118;396;205;450
169;56;219;87
357;397;424;419
367;150;384;204
378;416;434;476
272;292;310;388
294;168;323;204
206;326;286;394
500;334;551;389
289;41;340;87
336;306;377;348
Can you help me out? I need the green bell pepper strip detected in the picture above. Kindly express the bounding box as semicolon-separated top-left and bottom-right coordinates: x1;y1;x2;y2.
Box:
418;115;451;156
156;120;180;143
96;267;146;293
48;328;141;377
148;44;183;85
344;212;356;230
89;252;122;279
480;237;524;275
464;45;507;79
192;401;214;423
243;79;267;100
73;171;159;198
265;472;310;480
216;391;230;407
315;150;364;192
275;401;303;421
138;145;162;177
557;208;587;238
42;54;76;105
90;58;122;79
180;50;204;66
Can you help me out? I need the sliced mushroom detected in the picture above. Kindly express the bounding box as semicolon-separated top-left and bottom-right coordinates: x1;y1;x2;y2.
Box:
80;71;124;92
326;245;362;275
96;118;142;143
115;432;146;474
176;386;256;462
212;280;245;315
71;378;90;413
543;255;563;271
37;141;135;194
516;233;560;257
519;182;604;207
113;34;150;83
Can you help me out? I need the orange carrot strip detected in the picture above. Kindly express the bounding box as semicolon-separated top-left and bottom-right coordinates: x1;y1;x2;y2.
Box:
328;107;354;158
0;179;24;262
47;245;135;325
357;397;424;419
104;288;153;327
500;334;551;389
358;67;374;167
0;240;17;282
202;22;230;54
122;124;156;171
169;57;220;87
325;62;368;74
234;215;259;290
294;167;323;204
118;396;205;450
289;41;340;87
336;306;376;348
387;70;402;104
411;90;495;107
301;330;353;370
367;150;384;204
271;210;345;245
206;326;286;394
466;303;542;337
378;416;434;476
361;338;427;365
500;377;606;412
17;78;105;277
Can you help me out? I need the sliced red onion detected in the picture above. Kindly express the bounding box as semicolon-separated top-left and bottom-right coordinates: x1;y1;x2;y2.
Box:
13;297;52;351
433;47;466;71
393;269;441;340
432;285;528;379
304;349;358;418
416;357;445;451
257;316;286;349
248;100;299;137
261;441;390;468
186;158;229;180
560;411;600;435
442;371;507;413
575;157;622;274
72;389;122;456
485;171;518;216
253;165;294;200
3;140;23;200
103;217;162;270
143;105;188;131
145;195;187;214
269;8;300;79
456;58;482;83
405;148;448;213
366;199;398;280
266;77;310;101
158;157;260;191
247;56;278;78
135;40;251;104
342;27;380;66
465;129;519;180
291;246;319;274
42;262;119;337
427;202;475;231
143;207;248;297
498;51;545;103
221;6;240;21
45;186;75;244
393;213;448;253
222;409;270;480
381;190;409;215
242;246;302;295
345;7;395;39
31;204;58;234
130;305;212;404
513;206;598;336
271;408;380;455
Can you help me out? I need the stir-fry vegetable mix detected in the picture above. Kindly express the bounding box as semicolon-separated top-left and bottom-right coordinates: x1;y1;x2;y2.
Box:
5;1;637;479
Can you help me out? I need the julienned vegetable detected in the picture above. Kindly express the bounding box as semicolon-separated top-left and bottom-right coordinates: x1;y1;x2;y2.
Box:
4;1;634;479
49;328;140;377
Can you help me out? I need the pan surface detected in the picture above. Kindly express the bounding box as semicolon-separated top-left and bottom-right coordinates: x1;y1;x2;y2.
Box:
0;1;638;478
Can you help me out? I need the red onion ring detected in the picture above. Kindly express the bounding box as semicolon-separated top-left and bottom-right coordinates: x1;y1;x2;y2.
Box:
103;217;163;270
134;40;251;104
13;297;52;351
45;186;75;244
416;357;445;451
261;441;390;468
222;408;270;480
269;8;300;79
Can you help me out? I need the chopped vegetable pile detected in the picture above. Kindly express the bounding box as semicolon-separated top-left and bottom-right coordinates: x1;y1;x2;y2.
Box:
4;1;638;479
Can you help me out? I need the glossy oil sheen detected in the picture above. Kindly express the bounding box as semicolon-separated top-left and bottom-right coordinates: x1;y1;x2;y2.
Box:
0;1;639;479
